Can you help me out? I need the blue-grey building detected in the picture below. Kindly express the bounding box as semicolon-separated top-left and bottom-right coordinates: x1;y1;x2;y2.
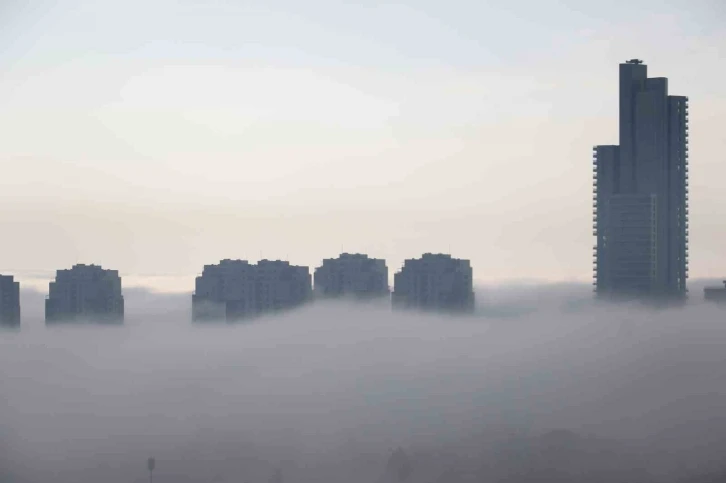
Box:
193;259;311;321
314;253;389;299
392;253;474;313
46;264;124;323
0;275;20;327
593;59;689;300
704;281;726;303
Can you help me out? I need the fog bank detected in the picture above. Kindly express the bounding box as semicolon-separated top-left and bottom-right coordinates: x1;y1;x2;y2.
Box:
1;284;725;482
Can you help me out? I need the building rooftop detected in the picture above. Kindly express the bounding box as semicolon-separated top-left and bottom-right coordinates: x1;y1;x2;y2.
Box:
704;281;726;291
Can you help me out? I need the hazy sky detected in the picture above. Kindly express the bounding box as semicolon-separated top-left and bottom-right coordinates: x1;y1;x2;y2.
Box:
1;0;724;291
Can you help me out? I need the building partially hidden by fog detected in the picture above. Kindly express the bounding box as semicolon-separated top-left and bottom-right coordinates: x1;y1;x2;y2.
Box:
193;259;312;321
45;264;124;323
392;253;474;313
0;275;20;327
593;59;689;301
314;253;389;299
704;281;726;303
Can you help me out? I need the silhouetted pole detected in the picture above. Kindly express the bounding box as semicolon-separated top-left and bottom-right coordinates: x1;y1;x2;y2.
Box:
148;457;155;483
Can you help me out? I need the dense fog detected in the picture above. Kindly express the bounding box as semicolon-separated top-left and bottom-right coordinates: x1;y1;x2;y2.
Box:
1;283;725;483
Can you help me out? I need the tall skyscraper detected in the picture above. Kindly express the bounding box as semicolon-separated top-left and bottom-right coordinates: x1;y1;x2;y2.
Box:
593;59;689;300
392;253;474;313
314;253;389;299
0;275;20;327
45;264;124;323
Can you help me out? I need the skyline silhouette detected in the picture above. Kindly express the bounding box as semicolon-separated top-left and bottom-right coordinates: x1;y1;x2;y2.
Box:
1;2;725;481
1;1;723;286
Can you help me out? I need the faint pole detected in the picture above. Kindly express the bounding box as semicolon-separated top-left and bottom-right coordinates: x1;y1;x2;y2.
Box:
147;457;155;483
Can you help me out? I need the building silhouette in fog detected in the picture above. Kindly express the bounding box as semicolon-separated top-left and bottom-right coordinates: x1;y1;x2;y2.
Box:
314;253;389;299
45;264;124;323
193;259;311;321
593;59;689;300
392;253;474;313
0;275;20;327
704;281;726;303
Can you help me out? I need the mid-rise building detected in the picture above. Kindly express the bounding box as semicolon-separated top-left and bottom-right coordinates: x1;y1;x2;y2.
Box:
392;253;474;313
314;253;389;299
704;281;726;303
594;59;689;300
192;259;312;321
0;275;20;327
193;259;256;320
45;264;124;323
255;259;311;313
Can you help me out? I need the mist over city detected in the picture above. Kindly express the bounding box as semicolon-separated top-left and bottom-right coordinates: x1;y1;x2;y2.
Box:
2;0;726;482
1;283;725;483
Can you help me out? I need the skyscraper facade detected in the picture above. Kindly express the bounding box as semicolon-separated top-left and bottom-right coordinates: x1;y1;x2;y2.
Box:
594;59;689;300
192;259;312;321
314;253;389;299
0;274;20;327
392;253;474;313
45;264;124;323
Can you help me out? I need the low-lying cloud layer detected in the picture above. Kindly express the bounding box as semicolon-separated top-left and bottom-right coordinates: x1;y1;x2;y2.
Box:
1;283;725;483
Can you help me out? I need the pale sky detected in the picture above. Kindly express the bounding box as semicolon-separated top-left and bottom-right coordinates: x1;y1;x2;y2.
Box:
0;0;724;292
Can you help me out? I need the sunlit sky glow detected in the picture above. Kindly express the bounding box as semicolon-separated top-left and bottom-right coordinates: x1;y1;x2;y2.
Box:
1;0;724;291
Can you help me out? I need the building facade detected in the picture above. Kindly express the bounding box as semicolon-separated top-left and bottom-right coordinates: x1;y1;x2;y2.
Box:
392;253;474;313
193;259;256;320
0;275;20;327
45;264;124;323
314;253;389;299
192;259;312;321
594;59;689;300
